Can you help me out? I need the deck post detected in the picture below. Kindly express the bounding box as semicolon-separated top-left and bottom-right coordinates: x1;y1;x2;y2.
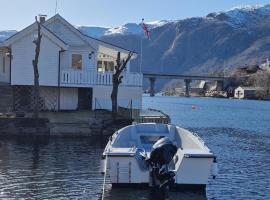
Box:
149;77;156;97
184;79;191;97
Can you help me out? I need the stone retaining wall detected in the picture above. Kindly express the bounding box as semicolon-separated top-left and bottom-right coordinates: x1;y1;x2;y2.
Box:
0;115;132;137
0;118;50;137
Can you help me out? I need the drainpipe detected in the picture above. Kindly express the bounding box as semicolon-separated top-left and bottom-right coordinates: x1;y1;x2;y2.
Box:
6;47;14;111
7;47;12;86
58;50;65;111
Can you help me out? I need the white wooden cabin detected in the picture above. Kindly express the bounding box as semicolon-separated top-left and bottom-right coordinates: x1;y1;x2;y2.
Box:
0;14;142;113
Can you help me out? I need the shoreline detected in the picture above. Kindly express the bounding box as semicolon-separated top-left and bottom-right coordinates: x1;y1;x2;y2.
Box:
153;94;270;101
0;111;132;137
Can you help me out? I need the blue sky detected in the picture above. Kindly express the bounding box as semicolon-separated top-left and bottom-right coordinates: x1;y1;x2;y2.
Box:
0;0;269;30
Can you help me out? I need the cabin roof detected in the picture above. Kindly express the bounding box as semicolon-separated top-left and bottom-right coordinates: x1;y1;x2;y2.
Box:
44;14;137;58
1;14;137;58
2;22;69;50
236;86;264;91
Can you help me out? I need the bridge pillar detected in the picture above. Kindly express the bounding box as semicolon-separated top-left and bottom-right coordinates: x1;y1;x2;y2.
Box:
184;79;192;97
149;77;156;97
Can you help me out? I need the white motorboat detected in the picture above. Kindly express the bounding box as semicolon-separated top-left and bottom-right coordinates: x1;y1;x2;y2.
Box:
102;123;217;191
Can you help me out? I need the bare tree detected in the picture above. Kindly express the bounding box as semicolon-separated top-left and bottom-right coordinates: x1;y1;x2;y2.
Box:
32;17;42;118
254;71;270;98
245;71;270;98
111;51;133;118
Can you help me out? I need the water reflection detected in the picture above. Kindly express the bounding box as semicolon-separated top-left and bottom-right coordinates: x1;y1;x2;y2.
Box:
0;137;107;199
105;187;207;200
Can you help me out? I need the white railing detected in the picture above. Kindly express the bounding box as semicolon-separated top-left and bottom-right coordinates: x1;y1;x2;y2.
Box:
61;70;143;87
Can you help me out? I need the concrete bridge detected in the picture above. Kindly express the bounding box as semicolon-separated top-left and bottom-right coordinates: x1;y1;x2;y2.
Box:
143;73;231;97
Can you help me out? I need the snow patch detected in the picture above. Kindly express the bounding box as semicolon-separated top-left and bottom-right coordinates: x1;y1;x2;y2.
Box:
228;5;264;12
209;4;270;28
77;20;171;38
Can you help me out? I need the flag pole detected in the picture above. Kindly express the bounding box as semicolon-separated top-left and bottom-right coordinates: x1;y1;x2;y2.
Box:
140;18;150;73
140;35;143;73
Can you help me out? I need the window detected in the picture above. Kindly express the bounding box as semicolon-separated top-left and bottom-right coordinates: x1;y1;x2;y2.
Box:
72;54;82;70
96;61;115;72
106;61;114;72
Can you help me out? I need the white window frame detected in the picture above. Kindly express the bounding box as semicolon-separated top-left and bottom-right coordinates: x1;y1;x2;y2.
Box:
71;53;83;70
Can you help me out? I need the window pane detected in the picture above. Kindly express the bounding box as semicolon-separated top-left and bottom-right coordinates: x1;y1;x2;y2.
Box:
97;61;103;72
104;61;108;71
72;54;82;69
108;62;114;71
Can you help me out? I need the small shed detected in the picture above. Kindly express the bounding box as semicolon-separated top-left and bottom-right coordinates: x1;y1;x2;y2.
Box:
234;86;265;99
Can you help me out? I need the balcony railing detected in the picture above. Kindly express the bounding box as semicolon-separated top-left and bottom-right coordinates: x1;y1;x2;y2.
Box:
61;70;143;87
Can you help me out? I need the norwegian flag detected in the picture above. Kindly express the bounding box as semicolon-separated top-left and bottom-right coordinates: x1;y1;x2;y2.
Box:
140;18;151;39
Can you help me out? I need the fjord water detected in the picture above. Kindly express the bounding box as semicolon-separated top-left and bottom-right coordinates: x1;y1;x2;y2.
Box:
0;96;270;199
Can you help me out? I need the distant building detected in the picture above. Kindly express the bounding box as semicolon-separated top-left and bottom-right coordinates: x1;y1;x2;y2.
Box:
234;86;265;99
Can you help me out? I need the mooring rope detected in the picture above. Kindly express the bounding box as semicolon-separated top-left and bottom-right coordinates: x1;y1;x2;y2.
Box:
101;156;107;200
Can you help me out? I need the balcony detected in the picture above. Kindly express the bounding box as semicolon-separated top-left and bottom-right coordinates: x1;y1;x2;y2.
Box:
60;69;143;87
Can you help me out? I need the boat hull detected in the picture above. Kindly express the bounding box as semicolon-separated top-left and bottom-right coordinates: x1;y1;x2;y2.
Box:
103;154;214;186
111;183;206;191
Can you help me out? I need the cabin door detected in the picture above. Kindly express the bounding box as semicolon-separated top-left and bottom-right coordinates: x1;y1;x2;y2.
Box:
78;88;93;110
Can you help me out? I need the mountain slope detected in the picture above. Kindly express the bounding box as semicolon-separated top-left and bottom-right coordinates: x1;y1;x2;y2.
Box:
99;4;270;75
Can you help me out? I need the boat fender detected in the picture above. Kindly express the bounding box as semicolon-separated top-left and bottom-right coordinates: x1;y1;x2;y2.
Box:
211;157;218;179
100;157;106;175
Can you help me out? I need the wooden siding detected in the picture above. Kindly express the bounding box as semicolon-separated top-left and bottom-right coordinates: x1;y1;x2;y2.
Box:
60;87;78;110
92;86;142;110
60;50;96;72
11;32;61;86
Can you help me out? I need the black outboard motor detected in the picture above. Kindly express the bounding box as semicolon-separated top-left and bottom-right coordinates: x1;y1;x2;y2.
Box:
147;137;177;199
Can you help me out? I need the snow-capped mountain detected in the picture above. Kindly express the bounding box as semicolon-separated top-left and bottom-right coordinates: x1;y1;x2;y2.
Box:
1;5;269;40
77;26;108;38
78;4;270;37
207;4;270;28
99;4;270;78
78;20;170;38
0;20;168;41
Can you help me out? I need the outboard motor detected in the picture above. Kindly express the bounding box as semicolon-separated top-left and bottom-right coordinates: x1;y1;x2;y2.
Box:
147;137;177;199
